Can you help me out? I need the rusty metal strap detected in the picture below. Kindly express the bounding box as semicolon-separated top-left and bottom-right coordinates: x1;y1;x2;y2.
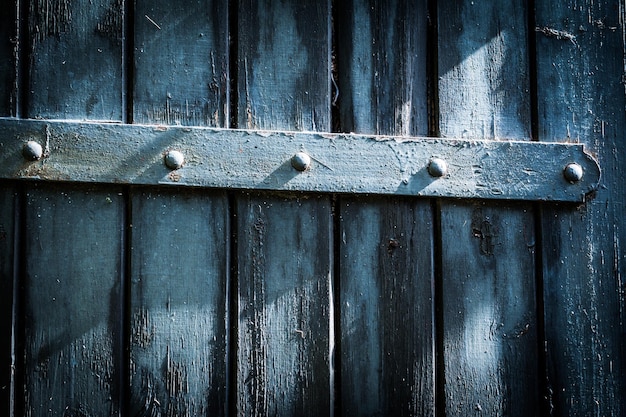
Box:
0;118;600;202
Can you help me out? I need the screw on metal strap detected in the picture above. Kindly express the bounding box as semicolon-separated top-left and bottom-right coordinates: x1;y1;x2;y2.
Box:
164;150;185;170
563;163;583;183
22;141;43;161
428;158;448;177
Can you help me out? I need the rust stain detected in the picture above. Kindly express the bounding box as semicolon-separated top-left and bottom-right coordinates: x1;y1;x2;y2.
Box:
168;171;181;182
17;163;71;181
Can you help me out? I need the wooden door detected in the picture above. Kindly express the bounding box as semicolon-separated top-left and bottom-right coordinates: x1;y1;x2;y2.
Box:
0;1;623;416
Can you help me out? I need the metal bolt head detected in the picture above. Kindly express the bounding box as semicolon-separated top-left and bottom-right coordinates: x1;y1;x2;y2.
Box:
428;157;448;177
164;150;185;170
291;152;311;171
563;163;583;183
22;141;43;161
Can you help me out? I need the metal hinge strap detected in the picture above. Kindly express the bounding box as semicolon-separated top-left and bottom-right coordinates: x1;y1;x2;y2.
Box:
0;118;601;202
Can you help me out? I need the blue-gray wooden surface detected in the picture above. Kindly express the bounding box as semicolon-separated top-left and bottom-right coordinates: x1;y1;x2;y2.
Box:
0;1;623;416
13;1;127;416
437;1;539;415
128;2;230;415
234;2;333;414
0;183;15;417
336;2;434;415
0;6;16;412
128;189;229;416
23;184;125;416
536;2;625;415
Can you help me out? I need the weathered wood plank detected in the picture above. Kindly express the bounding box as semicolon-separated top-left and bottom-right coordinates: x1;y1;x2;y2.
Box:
438;1;531;140
0;3;16;116
236;193;332;416
129;188;228;417
26;0;124;120
22;184;124;416
0;183;16;416
535;1;625;415
133;0;228;126
129;2;230;415
437;1;539;415
20;2;127;414
237;1;330;131
335;1;433;415
235;1;332;414
335;0;428;136
339;197;434;416
439;202;538;416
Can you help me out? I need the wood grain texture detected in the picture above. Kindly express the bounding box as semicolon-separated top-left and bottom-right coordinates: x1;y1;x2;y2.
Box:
335;0;428;136
0;184;15;416
235;1;332;414
22;184;124;416
335;2;433;414
339;197;434;416
439;202;538;416
437;1;539;415
535;1;625;415
0;3;16;116
129;188;228;417
237;0;330;131
133;0;228;126
438;0;531;140
26;0;124;120
236;193;332;416
130;2;230;415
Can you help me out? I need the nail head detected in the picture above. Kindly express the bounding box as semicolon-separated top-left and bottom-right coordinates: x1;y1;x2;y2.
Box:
22;141;43;161
291;152;311;171
164;150;185;170
428;157;448;177
563;163;583;183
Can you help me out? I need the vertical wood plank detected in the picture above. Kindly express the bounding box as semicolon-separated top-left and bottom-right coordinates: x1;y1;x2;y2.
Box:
437;1;539;415
439;203;537;416
22;1;127;413
437;1;531;140
129;2;230;415
0;184;16;416
236;1;332;414
23;184;124;416
535;1;625;415
237;1;330;131
26;0;124;120
339;197;434;416
129;189;228;417
336;0;428;136
129;1;230;414
335;1;434;415
133;0;229;126
0;3;17;115
237;194;332;416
